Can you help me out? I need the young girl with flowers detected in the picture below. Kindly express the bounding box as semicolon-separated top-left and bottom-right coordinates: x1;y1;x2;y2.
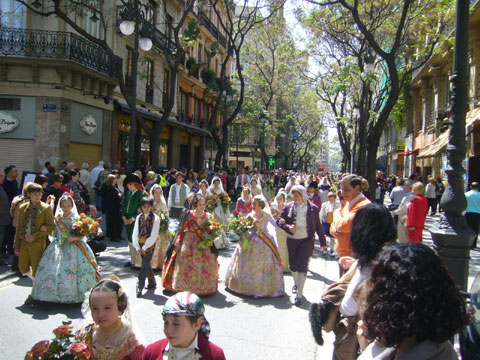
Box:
76;276;145;359
32;193;98;303
162;194;219;295
235;186;252;216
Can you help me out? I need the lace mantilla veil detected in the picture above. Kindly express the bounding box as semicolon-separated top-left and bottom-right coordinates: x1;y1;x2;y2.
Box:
55;193;79;218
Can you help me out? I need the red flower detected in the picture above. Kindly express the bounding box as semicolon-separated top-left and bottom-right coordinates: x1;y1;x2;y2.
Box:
74;224;81;229
29;340;50;358
68;342;91;359
80;213;86;218
53;324;72;338
82;219;89;225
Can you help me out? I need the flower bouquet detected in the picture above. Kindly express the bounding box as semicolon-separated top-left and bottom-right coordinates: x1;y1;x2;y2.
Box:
205;196;218;213
198;218;222;249
228;214;255;249
70;213;99;238
218;192;231;213
155;210;169;232
25;321;90;359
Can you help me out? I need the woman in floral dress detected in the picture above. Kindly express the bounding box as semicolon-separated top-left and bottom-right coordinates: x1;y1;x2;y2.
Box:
225;195;284;298
161;194;219;295
209;177;230;249
271;191;290;272
32;193;98;303
150;184;169;270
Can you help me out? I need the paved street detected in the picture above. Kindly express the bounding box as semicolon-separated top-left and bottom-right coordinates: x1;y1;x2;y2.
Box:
0;213;478;359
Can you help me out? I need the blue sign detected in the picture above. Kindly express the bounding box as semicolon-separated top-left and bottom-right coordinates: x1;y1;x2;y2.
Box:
42;104;57;112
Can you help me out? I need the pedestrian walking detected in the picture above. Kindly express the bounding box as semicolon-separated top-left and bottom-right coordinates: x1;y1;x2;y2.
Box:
425;176;437;215
90;161;104;211
465;182;480;249
406;182;429;243
102;174;123;243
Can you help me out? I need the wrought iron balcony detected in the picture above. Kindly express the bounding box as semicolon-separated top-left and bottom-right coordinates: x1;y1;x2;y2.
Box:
190;9;227;48
0;27;121;78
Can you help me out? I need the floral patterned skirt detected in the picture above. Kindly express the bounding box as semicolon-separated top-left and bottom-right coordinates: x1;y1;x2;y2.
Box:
151;232;169;269
32;239;97;303
162;231;219;295
225;233;284;298
276;229;290;272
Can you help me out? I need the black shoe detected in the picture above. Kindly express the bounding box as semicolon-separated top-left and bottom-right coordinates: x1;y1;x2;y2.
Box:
146;284;157;290
123;262;132;267
294;296;302;307
292;285;297;294
136;284;143;298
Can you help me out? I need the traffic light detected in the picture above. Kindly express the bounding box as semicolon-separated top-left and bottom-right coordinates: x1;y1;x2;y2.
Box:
269;157;275;166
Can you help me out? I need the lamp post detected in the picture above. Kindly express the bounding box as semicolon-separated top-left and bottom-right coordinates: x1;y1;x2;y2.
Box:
259;111;268;170
429;0;475;291
352;105;360;173
119;0;153;172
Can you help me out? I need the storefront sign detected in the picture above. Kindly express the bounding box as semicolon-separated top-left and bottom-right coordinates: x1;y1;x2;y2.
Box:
397;141;406;151
42;104;57;112
80;115;97;135
0;111;19;133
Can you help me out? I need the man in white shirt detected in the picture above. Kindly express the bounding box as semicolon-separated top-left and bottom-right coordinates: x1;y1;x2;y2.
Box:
390;178;406;206
41;161;51;175
168;171;190;219
392;180;415;243
235;169;250;192
79;163;91;192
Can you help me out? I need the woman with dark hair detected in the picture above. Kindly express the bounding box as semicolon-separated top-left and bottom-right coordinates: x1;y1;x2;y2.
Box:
358;243;471;359
67;169;88;213
46;174;64;212
339;203;396;318
102;174;123;242
162;194;219;295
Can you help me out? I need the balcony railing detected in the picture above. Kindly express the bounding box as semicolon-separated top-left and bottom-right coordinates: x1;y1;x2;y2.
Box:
0;27;121;78
190;9;227;48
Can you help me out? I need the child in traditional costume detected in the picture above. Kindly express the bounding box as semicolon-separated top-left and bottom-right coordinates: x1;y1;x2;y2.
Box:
162;195;219;295
143;292;226;360
14;183;55;304
132;196;160;298
225;195;285;298
122;174;148;268
150;184;169;270
235;187;252;216
209;177;230;249
32;193;98;303
76;276;145;359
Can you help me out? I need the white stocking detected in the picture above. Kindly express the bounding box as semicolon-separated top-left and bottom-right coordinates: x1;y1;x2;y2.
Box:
296;272;307;298
291;271;298;289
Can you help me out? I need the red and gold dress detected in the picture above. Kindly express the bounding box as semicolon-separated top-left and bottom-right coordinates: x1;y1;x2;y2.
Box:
75;322;144;360
161;210;219;295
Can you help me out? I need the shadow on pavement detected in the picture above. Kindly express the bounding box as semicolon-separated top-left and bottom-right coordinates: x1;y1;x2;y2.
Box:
201;291;236;309
307;270;335;286
16;300;83;320
224;287;292;309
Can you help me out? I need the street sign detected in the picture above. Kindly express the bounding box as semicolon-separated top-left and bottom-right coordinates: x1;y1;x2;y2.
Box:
318;163;325;169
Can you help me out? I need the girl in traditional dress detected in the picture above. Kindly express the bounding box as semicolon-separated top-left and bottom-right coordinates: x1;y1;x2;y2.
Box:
209;177;230;249
198;179;211;198
249;178;263;197
235;186;252;215
225;195;285;298
271;191;290;272
76;277;145;359
150;184;169;270
161;194;219;295
32;193;98;303
285;176;297;193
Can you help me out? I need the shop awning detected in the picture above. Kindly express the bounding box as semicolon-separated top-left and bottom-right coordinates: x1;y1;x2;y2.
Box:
416;131;449;159
466;107;480;128
114;101;211;137
397;149;419;156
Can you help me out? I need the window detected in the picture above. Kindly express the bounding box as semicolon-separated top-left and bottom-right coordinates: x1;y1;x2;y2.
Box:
145;59;154;103
126;47;133;77
163;68;170;95
180;91;188;119
82;11;100;38
0;0;26;28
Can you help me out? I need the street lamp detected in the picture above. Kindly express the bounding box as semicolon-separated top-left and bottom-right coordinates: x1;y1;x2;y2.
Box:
259;111;268;170
429;0;475;291
119;0;153;171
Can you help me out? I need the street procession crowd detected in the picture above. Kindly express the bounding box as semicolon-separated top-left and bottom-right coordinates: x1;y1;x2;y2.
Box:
0;160;477;359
